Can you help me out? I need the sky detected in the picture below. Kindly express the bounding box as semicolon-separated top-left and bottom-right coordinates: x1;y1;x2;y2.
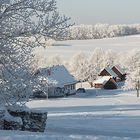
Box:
57;0;140;25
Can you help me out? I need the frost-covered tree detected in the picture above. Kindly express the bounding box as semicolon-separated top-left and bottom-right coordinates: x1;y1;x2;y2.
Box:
116;52;127;68
89;48;105;72
67;23;140;40
46;54;63;67
125;49;140;72
84;48;105;87
70;50;103;87
83;63;99;87
32;50;63;70
70;52;88;82
32;47;48;71
124;49;140;97
0;0;71;107
124;70;140;97
103;49;116;67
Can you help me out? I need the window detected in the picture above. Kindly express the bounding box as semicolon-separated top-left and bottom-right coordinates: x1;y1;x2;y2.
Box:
71;85;73;90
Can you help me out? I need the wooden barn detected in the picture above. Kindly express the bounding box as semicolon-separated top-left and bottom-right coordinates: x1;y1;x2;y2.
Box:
94;76;117;89
112;65;126;81
99;67;118;81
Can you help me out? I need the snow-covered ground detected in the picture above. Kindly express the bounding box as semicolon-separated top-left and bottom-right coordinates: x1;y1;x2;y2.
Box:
1;36;140;140
44;35;140;60
1;86;140;140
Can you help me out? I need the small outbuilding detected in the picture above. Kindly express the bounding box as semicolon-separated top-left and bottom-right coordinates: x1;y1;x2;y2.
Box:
112;65;126;81
94;76;117;90
99;67;118;81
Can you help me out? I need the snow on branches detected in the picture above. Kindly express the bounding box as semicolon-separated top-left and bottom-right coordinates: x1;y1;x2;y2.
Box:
123;49;140;96
67;23;140;40
0;0;71;106
69;48;116;87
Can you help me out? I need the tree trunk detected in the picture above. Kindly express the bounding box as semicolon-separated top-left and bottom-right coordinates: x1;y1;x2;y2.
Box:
88;82;94;88
137;88;139;97
136;80;140;97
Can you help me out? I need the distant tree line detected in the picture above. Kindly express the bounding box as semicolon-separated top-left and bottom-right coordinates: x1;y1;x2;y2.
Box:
66;23;140;40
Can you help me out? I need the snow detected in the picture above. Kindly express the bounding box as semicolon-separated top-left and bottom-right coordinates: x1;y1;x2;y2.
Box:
102;67;118;78
43;35;140;61
1;36;140;139
1;87;140;140
94;76;112;85
27;89;140;140
3;111;22;124
37;65;77;87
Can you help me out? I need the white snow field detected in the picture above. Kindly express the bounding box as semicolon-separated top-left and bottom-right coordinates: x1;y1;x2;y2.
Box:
45;35;140;60
0;36;140;140
1;87;140;140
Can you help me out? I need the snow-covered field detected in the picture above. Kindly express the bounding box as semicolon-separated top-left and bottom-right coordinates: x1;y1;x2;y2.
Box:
1;36;140;140
45;35;140;60
1;87;140;140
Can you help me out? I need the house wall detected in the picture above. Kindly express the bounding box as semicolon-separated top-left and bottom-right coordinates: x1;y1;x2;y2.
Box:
64;84;76;95
112;67;126;81
112;67;122;79
48;87;55;97
94;84;103;89
104;79;117;89
48;87;64;98
99;69;111;76
47;84;76;98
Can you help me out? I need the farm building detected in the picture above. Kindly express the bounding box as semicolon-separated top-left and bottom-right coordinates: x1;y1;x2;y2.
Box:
94;76;117;89
112;65;126;81
99;67;118;81
34;65;77;98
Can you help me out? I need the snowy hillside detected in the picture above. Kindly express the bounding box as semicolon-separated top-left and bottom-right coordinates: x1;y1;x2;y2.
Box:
44;35;140;61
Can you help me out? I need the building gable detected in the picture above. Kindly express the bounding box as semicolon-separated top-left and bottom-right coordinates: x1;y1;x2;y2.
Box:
112;65;126;81
99;67;117;78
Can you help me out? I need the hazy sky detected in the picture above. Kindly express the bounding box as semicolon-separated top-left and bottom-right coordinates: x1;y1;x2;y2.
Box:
57;0;140;25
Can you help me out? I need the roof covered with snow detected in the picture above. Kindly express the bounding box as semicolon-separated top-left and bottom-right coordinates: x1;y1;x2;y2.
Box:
104;67;118;78
37;65;77;87
112;65;126;75
94;76;112;85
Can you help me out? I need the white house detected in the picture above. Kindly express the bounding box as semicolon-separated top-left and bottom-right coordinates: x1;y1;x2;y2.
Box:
35;65;77;97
